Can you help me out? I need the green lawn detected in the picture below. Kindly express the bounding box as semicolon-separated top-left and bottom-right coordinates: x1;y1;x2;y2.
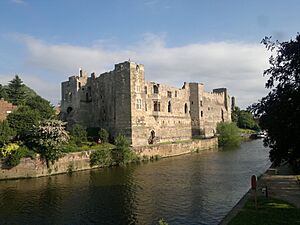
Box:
228;197;300;225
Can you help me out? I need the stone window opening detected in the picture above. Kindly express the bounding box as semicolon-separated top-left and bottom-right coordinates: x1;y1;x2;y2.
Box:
184;103;188;114
200;100;203;106
144;86;147;94
67;107;73;114
175;91;178;97
136;65;140;72
168;101;172;113
145;103;147;111
153;85;159;94
148;130;156;144
154;101;160;112
167;91;172;98
201;111;203;117
136;99;142;110
221;109;224;122
78;82;81;89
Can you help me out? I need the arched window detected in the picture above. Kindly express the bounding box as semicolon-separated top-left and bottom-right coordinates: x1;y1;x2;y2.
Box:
153;85;159;94
168;101;172;113
184;103;188;114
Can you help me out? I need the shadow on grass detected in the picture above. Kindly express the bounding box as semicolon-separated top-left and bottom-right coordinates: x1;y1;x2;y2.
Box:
228;196;300;225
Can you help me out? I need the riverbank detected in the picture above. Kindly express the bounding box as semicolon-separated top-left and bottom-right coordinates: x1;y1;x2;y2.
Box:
219;164;300;225
0;137;218;180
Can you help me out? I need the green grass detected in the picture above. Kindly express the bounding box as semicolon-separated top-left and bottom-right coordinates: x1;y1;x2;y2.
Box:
238;128;256;134
228;197;300;225
61;142;115;153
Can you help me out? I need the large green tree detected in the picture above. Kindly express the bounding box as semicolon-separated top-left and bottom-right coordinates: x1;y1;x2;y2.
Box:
6;75;26;105
0;84;8;100
250;34;300;167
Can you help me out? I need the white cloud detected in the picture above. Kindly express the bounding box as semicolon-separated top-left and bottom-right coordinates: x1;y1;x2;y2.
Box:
15;33;271;109
11;0;26;4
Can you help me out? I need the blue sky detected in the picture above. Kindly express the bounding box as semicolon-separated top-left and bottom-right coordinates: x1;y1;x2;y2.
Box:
0;0;299;108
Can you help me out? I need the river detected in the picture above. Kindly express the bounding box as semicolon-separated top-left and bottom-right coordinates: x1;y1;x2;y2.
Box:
0;139;270;225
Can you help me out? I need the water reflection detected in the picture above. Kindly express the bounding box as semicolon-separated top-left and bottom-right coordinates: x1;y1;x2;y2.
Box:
0;140;270;225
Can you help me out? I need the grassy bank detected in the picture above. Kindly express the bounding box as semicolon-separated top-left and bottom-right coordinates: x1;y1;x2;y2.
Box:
228;196;300;225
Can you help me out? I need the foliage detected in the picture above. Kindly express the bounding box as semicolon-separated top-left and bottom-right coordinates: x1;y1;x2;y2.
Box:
0;84;8;100
237;111;257;130
70;124;87;144
90;148;112;167
228;197;300;225
28;119;69;165
232;106;258;130
0;143;19;158
158;219;168;225
113;134;138;164
0;120;16;147
217;122;241;147
250;34;300;166
5;145;36;167
7;106;41;138
6;75;26;105
99;128;109;143
25;95;55;119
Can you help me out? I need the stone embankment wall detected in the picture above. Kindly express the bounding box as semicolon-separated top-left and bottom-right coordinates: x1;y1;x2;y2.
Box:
134;137;218;157
0;138;218;180
0;150;96;180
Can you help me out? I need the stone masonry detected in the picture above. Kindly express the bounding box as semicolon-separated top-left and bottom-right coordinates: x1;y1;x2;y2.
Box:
0;98;17;121
61;61;232;146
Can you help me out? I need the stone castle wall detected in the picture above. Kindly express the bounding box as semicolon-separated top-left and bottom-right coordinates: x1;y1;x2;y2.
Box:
61;61;232;146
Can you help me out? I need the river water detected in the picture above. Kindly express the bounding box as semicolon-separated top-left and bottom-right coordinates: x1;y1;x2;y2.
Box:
0;139;270;225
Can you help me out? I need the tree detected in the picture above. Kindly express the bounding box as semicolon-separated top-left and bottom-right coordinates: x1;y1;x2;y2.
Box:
237;110;257;130
99;128;109;143
250;34;300;167
25;95;55;119
7;106;41;138
0;120;16;147
29;120;69;166
6;75;26;105
70;124;87;144
231;106;240;123
0;84;8;100
216;122;241;147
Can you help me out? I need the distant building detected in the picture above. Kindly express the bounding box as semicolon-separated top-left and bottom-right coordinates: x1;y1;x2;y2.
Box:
61;61;232;146
0;99;17;121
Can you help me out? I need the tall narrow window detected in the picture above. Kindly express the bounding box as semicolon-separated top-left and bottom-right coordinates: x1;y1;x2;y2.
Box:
154;101;160;112
167;91;172;98
200;100;203;106
201;111;203;117
168;101;172;113
153;85;159;94
184;103;188;114
144;86;147;94
175;91;178;97
136;99;142;110
78;82;81;89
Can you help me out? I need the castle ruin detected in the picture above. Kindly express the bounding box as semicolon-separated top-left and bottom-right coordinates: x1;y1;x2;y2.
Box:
61;61;232;146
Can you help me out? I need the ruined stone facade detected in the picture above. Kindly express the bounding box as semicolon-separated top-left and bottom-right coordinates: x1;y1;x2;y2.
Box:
0;99;17;121
61;61;231;146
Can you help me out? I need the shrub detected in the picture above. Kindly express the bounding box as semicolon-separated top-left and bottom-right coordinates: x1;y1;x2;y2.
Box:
5;145;36;167
90;148;112;167
0;120;15;147
99;128;109;143
0;143;19;158
29;119;69;166
70;124;87;143
113;134;137;164
217;122;241;147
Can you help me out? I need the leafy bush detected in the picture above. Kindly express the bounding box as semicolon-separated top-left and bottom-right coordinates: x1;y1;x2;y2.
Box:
29;120;69;166
90;148;112;167
5;145;35;167
99;128;109;143
70;124;87;145
217;122;241;147
113;134;137;164
0;120;15;146
0;143;19;158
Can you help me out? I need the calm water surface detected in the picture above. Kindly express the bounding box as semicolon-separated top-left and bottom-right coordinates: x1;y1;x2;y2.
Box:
0;140;270;225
